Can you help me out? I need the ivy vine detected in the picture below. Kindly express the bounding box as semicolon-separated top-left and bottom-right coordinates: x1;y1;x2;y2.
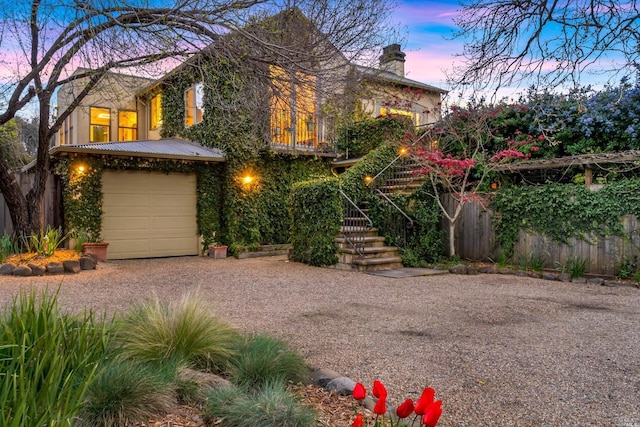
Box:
491;178;640;255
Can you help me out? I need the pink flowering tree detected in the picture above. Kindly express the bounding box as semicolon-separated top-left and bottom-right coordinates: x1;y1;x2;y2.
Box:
410;105;529;257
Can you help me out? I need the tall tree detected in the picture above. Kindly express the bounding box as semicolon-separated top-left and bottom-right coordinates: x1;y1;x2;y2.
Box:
0;0;396;238
453;0;640;90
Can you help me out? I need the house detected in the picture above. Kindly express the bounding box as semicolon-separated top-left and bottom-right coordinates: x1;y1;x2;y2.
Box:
48;33;445;259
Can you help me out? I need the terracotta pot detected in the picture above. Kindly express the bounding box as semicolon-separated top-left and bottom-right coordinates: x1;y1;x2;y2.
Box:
82;242;109;262
208;245;228;259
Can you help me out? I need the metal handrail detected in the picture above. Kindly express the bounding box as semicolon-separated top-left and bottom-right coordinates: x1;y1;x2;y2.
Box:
339;189;373;257
374;189;414;229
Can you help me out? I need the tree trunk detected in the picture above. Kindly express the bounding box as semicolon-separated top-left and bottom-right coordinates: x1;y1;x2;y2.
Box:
448;219;456;257
0;159;30;237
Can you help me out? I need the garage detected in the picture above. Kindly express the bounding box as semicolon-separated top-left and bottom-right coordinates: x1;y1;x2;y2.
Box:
101;170;199;259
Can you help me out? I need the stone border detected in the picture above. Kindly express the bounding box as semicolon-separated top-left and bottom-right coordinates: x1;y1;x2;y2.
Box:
448;263;639;289
0;253;99;277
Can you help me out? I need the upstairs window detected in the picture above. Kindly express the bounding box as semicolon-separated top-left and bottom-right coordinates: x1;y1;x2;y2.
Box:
150;93;162;129
90;107;110;142
185;82;204;127
380;107;421;126
269;66;317;148
118;110;137;141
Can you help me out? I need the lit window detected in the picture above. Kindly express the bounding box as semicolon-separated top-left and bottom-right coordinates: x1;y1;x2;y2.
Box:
185;82;204;127
118;110;137;141
150;93;162;129
380;107;420;126
269;66;317;148
90;107;110;142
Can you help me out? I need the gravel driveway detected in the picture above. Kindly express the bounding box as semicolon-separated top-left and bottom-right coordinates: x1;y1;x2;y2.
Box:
0;255;638;426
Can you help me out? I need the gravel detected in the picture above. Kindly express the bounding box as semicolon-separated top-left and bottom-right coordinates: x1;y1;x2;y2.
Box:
0;255;639;426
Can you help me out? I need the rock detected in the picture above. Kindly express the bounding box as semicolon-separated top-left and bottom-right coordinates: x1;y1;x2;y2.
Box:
85;252;99;263
466;265;479;275
542;273;558;281
13;265;32;277
571;277;587;284
477;265;492;273
498;268;515;275
46;262;64;275
588;277;605;286
449;264;468;275
515;270;529;277
559;273;572;282
312;368;342;388
528;271;543;278
79;255;97;270
326;376;356;395
63;260;81;273
0;263;16;275
28;263;45;276
485;266;499;274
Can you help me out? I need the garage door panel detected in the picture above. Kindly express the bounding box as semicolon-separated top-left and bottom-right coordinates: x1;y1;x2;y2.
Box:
102;171;198;259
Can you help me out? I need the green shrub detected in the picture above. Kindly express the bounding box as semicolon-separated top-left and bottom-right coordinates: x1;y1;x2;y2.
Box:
0;234;17;262
116;293;240;371
290;177;341;266
21;225;68;256
0;289;112;426
229;334;309;390
77;361;175;427
204;380;316;427
565;255;588;278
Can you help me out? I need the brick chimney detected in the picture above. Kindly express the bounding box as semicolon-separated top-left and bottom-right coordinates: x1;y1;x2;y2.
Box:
379;44;406;77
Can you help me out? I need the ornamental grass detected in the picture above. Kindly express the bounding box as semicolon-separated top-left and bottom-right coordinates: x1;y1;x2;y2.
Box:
115;292;240;370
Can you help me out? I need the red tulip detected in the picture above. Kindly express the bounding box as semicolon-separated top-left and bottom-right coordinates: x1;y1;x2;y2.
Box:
414;387;435;415
422;400;443;427
352;382;366;400
351;413;364;427
373;396;387;415
395;398;415;418
372;380;387;399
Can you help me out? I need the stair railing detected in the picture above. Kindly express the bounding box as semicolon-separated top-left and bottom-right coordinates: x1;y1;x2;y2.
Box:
339;189;373;257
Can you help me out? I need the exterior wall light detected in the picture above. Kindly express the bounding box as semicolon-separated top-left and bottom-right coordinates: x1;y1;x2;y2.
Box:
242;175;254;185
399;147;408;156
364;175;373;184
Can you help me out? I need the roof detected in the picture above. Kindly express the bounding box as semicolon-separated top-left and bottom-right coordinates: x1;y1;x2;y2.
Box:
493;150;640;172
355;65;448;94
43;139;225;167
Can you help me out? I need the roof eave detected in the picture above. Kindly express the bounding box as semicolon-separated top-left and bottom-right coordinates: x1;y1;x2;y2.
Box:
49;145;226;163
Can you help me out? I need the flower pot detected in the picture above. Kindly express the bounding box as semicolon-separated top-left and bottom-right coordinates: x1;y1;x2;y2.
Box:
82;242;109;262
209;245;228;259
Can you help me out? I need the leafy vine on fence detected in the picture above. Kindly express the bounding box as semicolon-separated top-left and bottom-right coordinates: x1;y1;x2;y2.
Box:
491;178;640;255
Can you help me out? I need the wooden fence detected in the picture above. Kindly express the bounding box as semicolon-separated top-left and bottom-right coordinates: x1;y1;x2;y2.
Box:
442;194;640;276
0;171;61;236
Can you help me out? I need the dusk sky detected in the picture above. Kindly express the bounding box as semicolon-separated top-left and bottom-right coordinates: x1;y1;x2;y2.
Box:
391;0;463;92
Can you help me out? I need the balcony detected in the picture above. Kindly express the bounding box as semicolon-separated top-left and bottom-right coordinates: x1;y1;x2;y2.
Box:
270;110;335;156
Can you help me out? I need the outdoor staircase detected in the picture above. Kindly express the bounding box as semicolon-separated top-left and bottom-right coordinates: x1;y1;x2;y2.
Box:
334;227;403;271
375;158;428;196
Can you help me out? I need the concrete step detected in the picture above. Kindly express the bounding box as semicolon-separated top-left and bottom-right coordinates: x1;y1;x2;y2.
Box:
350;256;404;272
334;235;386;249
337;246;400;264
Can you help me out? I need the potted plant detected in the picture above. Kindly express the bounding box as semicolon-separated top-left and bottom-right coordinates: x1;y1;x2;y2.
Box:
74;229;109;262
207;232;227;259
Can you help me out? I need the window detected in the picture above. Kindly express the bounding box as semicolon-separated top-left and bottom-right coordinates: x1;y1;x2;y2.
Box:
150;93;162;129
269;66;317;147
380;107;421;126
90;107;110;142
185;82;204;127
118;110;137;141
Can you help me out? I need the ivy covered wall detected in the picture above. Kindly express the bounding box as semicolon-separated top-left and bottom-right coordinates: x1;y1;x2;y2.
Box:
159;56;334;254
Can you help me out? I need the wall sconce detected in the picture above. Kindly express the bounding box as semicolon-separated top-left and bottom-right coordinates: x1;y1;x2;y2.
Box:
399;147;408;156
242;175;254;185
364;175;373;184
490;181;501;190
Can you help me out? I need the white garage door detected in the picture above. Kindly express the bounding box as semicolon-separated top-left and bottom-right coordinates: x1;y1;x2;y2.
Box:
101;170;199;259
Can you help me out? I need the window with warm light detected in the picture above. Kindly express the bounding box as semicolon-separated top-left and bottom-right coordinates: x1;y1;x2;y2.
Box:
150;93;162;129
90;107;110;142
380;107;421;126
270;66;317;148
185;82;204;127
118;110;137;141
